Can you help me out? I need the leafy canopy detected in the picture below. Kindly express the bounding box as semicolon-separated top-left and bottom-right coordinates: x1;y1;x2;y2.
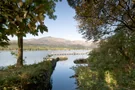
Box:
0;0;61;46
67;0;135;40
74;28;135;90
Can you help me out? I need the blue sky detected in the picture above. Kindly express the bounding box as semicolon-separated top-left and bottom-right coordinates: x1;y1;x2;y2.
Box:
9;0;84;41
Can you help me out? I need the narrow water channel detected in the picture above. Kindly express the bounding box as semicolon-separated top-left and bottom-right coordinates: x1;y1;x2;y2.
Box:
0;50;88;90
51;55;87;90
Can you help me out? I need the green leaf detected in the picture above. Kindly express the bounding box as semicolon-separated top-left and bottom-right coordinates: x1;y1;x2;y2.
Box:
37;25;48;33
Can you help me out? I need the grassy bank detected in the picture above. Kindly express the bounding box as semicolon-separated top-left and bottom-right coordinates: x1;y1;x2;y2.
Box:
0;44;90;51
0;60;57;90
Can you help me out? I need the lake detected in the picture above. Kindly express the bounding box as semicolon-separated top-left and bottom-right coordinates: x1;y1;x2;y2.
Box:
0;50;89;90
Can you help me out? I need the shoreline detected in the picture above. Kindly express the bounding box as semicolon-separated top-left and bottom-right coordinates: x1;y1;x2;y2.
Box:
0;59;58;90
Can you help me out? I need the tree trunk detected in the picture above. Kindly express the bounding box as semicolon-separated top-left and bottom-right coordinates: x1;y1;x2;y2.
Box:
16;36;23;67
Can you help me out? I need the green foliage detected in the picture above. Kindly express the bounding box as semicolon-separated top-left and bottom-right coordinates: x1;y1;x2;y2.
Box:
67;0;135;40
89;31;135;89
73;66;109;90
11;51;18;58
73;29;135;90
0;0;61;67
68;0;135;89
0;0;61;46
0;60;53;89
11;50;27;64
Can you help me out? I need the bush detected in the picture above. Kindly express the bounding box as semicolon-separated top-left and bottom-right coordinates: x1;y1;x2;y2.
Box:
74;31;135;90
0;60;55;90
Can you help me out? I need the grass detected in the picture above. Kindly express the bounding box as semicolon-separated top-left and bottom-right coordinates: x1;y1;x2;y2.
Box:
0;44;90;50
0;60;55;90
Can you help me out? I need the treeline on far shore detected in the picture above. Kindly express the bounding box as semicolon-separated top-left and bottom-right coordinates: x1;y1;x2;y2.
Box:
0;44;90;51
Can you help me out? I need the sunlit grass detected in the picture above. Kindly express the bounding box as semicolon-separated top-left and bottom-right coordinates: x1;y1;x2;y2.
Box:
0;60;53;89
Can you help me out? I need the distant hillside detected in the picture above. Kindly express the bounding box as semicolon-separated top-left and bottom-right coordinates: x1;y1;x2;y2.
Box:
10;36;97;49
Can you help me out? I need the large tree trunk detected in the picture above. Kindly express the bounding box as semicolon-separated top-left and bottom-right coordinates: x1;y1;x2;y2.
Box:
16;36;23;67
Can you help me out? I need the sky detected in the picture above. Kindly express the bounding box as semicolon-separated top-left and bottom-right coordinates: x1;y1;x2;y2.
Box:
9;0;84;41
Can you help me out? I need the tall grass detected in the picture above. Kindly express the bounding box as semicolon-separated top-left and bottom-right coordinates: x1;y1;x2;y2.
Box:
0;60;55;90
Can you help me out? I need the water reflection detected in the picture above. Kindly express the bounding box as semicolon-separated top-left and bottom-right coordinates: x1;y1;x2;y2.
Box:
0;50;89;90
51;55;87;90
0;50;89;66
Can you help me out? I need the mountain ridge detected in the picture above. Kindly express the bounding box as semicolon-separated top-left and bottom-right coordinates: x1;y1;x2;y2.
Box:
10;36;97;49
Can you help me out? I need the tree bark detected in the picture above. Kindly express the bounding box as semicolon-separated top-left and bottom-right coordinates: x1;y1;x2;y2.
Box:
16;36;23;67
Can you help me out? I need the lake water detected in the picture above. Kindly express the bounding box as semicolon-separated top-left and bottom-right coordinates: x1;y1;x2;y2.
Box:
0;50;89;90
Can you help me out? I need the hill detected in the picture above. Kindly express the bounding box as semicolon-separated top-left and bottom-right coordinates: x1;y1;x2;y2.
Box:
9;36;97;49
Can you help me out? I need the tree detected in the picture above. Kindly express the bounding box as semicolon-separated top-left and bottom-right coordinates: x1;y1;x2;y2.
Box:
67;0;135;40
87;29;135;89
73;28;135;89
0;0;61;67
67;1;135;89
0;27;9;47
0;1;11;47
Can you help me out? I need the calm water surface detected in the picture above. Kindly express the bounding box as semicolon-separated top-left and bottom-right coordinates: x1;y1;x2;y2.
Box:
0;50;89;90
52;55;87;90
